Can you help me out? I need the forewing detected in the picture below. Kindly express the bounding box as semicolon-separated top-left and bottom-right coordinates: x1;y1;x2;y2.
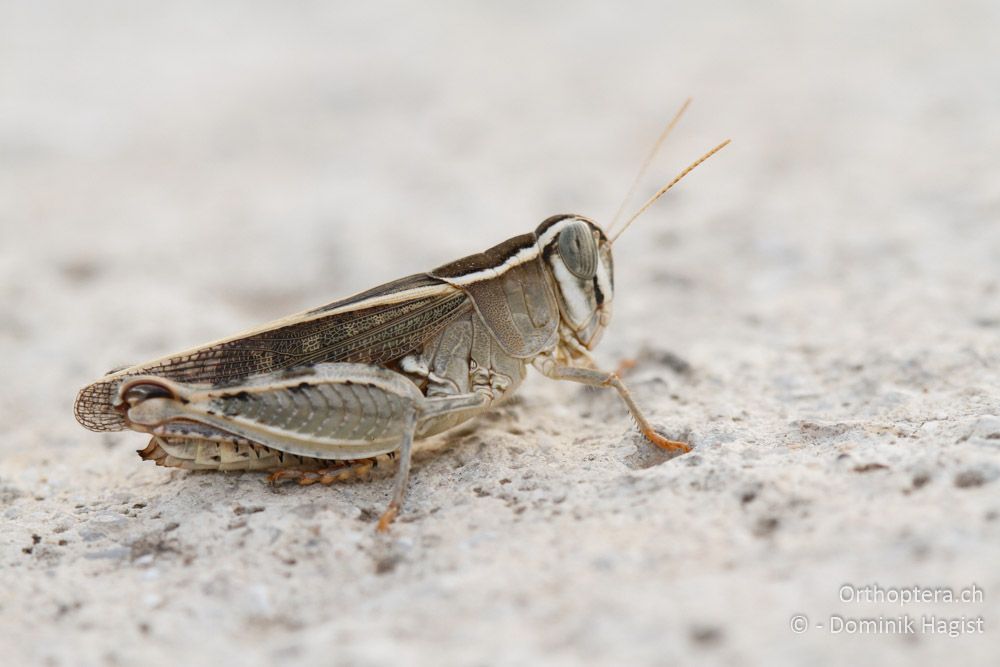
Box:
75;274;471;431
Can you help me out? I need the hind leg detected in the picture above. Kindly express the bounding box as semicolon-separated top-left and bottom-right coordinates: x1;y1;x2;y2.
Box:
267;456;392;485
126;363;493;530
376;392;490;531
264;390;489;531
376;407;417;532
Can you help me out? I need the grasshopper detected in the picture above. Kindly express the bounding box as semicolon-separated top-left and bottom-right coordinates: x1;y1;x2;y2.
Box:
74;102;728;530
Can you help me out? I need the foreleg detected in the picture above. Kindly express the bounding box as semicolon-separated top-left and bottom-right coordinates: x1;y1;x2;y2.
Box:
533;358;690;453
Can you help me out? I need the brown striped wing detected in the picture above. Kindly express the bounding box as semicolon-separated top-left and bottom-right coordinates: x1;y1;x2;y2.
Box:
75;274;471;431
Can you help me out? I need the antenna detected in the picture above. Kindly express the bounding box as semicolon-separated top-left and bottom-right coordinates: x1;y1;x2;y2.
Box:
607;98;692;236
609;139;731;243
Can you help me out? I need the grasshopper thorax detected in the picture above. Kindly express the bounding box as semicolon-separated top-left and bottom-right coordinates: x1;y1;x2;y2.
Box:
535;215;614;350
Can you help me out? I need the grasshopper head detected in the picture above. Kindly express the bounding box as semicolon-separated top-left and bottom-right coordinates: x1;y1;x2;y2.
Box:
536;215;614;350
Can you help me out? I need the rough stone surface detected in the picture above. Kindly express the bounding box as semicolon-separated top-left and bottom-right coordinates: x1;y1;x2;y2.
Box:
1;2;998;665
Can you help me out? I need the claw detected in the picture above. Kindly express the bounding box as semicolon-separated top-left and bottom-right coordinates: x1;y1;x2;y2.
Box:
615;358;638;377
644;429;691;453
376;504;399;533
267;469;321;485
267;469;295;485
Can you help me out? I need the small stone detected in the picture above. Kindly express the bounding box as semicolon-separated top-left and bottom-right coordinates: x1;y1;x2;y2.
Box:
134;553;155;567
954;465;1000;488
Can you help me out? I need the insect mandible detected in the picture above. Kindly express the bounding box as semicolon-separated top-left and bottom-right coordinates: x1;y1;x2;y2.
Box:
74;100;729;530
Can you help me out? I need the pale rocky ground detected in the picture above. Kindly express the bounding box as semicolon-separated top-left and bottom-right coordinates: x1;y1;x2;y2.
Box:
1;2;999;666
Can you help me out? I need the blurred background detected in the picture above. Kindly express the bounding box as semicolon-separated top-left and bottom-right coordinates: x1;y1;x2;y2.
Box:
1;1;998;665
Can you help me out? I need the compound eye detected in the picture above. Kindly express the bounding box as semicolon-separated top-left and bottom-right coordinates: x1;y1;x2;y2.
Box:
558;222;598;279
